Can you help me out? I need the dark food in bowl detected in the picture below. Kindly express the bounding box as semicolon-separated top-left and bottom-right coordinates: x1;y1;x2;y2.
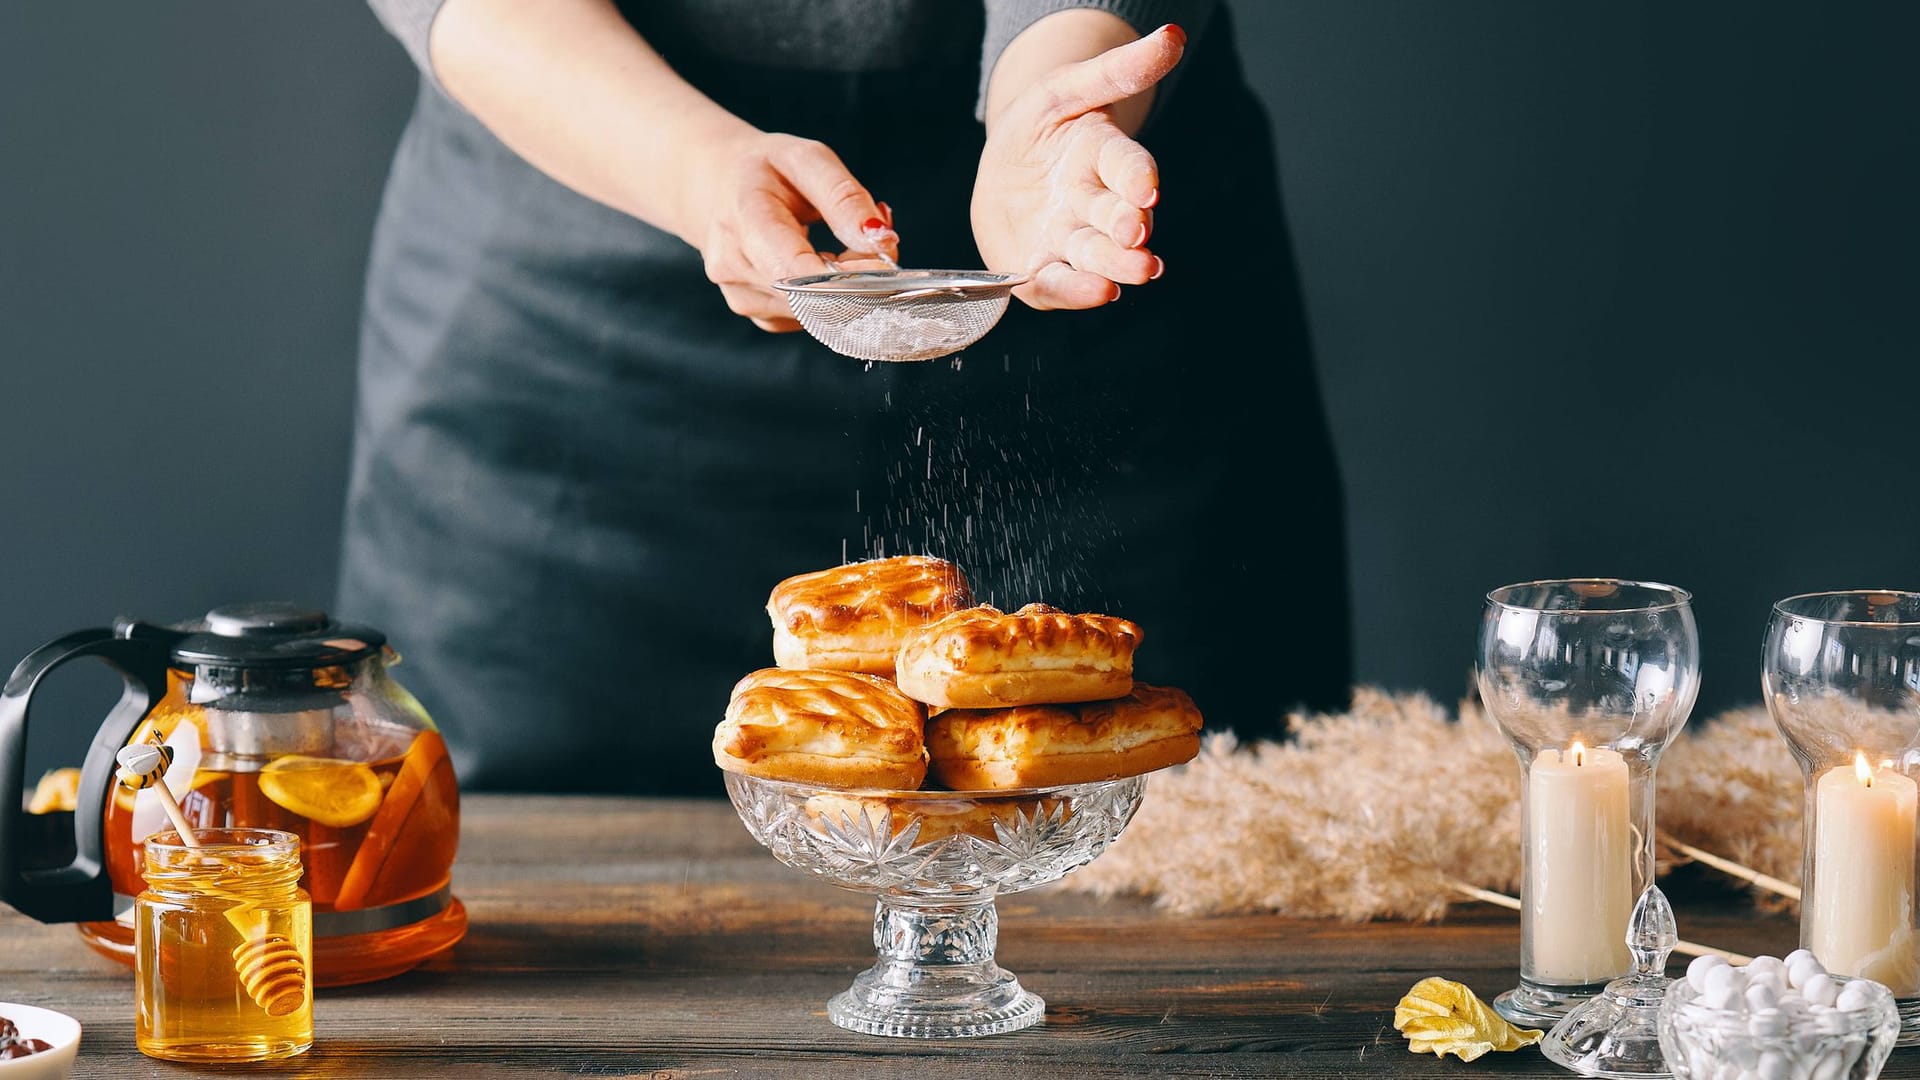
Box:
0;1016;53;1059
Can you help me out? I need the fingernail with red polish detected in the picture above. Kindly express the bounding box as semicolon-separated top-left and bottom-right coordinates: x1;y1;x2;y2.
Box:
862;218;887;232
1150;256;1166;280
877;202;894;227
1163;24;1186;48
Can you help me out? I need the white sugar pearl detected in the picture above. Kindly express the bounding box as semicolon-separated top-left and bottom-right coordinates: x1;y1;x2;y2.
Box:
1754;1050;1792;1080
1784;948;1818;969
1835;981;1876;1013
1702;963;1743;998
1746;956;1790;983
1810;1050;1844;1080
1800;972;1839;1007
1706;984;1744;1010
1689;953;1732;987
1813;1004;1851;1035
1745;982;1780;1011
1786;956;1823;988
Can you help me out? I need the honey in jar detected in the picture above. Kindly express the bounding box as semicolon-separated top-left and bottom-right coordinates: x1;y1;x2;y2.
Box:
135;828;312;1062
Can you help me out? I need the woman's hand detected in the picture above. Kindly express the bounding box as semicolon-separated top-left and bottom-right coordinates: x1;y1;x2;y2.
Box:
689;131;898;332
971;24;1186;310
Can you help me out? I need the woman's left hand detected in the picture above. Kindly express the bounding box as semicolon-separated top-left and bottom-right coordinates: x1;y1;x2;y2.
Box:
971;25;1186;311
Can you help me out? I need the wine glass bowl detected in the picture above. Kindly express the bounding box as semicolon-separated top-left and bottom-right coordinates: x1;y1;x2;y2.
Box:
723;772;1147;1038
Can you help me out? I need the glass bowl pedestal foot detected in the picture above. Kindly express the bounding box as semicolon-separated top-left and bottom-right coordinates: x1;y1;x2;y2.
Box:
830;898;1043;1038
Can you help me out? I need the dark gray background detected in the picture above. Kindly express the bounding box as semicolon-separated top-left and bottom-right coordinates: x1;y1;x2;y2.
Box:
3;3;1914;781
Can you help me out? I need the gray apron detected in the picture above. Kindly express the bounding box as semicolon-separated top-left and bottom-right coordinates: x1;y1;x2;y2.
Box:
337;6;1350;794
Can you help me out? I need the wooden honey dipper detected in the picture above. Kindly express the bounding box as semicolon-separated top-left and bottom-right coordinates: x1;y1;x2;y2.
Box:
116;738;309;1017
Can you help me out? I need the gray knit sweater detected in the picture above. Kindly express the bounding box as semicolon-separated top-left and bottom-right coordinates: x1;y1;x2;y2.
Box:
367;0;1214;114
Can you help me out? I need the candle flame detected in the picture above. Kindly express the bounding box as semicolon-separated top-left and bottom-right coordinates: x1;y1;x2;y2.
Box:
1856;751;1873;788
1570;741;1587;767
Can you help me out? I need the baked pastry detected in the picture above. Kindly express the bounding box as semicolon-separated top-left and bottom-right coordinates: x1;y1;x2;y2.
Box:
803;792;1069;843
767;555;972;677
713;668;928;789
925;683;1202;790
894;603;1141;708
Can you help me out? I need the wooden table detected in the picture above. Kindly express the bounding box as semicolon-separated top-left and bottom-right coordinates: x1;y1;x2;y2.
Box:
1;795;1911;1078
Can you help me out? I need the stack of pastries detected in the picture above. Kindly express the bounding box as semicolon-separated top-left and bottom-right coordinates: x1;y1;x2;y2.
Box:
712;555;1203;793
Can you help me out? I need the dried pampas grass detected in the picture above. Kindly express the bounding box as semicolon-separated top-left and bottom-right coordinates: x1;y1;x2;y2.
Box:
1659;705;1802;910
1068;689;1806;923
1070;689;1522;921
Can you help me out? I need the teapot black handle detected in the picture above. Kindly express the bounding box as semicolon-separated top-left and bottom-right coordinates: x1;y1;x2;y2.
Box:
0;626;174;923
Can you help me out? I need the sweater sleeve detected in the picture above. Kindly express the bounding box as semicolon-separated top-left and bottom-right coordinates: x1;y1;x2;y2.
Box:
367;0;449;85
977;0;1217;121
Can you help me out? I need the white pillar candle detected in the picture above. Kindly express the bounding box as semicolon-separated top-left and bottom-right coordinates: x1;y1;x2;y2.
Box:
1526;742;1633;985
1808;752;1919;996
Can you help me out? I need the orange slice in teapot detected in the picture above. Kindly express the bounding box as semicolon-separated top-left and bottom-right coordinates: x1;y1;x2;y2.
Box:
333;731;454;911
27;767;81;814
257;756;385;828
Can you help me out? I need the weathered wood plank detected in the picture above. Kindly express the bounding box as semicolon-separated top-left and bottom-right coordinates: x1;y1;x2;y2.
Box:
0;794;1904;1078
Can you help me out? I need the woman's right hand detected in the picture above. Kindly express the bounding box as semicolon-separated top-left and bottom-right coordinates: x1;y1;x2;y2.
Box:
688;131;897;333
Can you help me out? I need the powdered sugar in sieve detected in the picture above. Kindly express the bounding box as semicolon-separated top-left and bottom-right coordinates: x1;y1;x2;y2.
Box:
774;269;1027;363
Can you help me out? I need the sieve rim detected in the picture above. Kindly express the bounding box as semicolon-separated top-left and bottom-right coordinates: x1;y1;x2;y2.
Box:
773;269;1028;296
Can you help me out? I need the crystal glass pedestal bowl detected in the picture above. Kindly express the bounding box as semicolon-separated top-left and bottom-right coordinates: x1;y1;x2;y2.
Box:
1657;975;1899;1080
723;772;1147;1038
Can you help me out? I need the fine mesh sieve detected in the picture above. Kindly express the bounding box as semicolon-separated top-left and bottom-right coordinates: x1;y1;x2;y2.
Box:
774;269;1028;363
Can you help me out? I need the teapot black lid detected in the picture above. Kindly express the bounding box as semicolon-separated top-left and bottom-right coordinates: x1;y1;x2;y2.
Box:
119;602;387;668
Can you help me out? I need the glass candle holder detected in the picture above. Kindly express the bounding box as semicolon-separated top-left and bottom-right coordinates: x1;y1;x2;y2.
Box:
1478;579;1700;1030
135;828;313;1062
1764;590;1920;1045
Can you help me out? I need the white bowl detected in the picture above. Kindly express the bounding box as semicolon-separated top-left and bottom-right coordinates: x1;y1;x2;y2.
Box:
0;1003;80;1080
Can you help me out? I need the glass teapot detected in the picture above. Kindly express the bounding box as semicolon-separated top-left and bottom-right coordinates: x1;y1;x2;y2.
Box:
0;602;465;985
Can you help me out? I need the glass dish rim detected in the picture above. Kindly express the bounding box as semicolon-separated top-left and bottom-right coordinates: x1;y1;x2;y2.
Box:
1771;589;1920;629
1658;974;1897;1035
722;769;1142;803
1485;577;1693;615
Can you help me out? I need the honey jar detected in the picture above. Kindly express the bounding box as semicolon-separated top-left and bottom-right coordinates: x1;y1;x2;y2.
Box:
135;827;312;1062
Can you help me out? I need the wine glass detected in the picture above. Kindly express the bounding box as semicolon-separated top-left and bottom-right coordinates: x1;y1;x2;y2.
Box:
1477;578;1700;1042
1764;590;1920;1045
